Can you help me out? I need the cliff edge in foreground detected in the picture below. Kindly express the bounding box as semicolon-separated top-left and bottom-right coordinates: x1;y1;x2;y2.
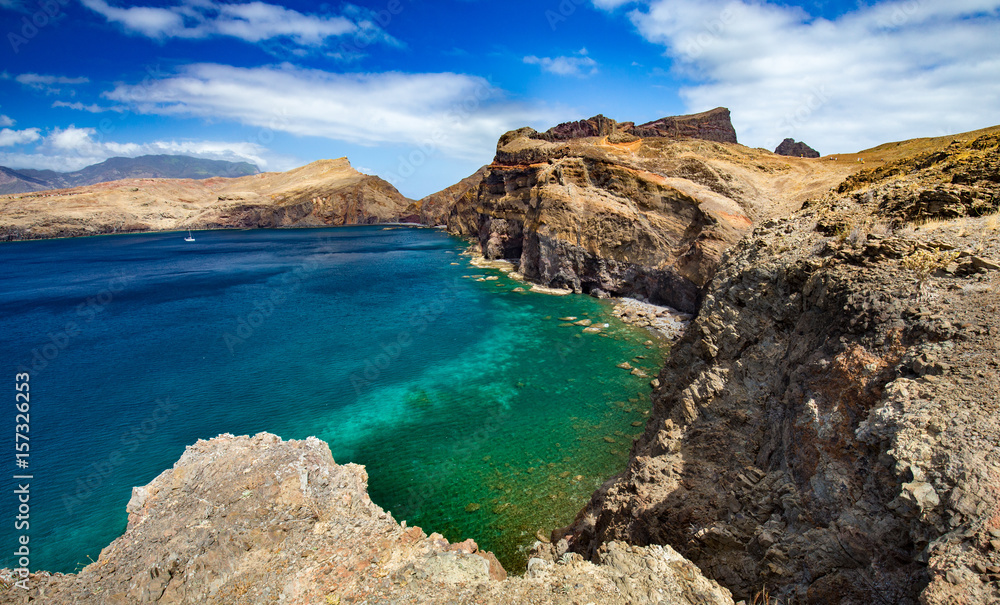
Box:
561;130;1000;603
0;433;733;605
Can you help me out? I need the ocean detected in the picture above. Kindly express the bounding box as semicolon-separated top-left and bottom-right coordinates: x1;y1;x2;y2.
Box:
0;226;662;573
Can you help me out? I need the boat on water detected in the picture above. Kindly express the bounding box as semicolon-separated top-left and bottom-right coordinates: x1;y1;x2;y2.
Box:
184;229;195;242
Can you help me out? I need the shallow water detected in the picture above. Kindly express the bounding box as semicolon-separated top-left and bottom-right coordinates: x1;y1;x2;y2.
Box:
0;226;662;573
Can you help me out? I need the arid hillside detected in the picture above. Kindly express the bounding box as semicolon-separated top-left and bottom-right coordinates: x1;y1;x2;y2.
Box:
0;158;414;241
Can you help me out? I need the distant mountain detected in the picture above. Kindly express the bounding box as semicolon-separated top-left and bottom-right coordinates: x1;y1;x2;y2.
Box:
0;166;51;195
0;155;260;195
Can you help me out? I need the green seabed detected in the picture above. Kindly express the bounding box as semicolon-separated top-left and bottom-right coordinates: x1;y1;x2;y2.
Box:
316;262;667;574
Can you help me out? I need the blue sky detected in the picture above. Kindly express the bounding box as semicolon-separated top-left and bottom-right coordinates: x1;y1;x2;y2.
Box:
1;0;998;198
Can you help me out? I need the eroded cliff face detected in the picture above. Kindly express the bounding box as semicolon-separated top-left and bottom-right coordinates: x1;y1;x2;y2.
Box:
0;158;414;241
447;110;854;312
561;128;1000;604
0;433;734;605
407;166;488;227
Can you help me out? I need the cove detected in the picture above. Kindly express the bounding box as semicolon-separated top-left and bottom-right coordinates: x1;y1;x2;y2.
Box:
0;226;663;574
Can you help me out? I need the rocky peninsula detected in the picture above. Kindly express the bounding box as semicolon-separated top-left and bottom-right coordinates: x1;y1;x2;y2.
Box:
2;111;999;604
444;108;854;313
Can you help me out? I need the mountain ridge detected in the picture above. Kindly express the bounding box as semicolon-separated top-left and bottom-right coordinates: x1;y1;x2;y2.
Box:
0;154;260;195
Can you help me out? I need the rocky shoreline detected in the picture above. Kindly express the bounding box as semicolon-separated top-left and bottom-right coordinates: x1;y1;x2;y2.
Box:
610;298;691;342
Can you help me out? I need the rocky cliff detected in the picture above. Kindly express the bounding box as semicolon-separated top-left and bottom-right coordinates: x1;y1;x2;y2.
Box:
775;138;820;158
0;158;413;241
532;108;738;144
0;433;734;605
560;128;1000;603
447;109;855;312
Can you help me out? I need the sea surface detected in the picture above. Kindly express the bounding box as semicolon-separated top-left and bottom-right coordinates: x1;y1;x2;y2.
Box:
0;226;663;573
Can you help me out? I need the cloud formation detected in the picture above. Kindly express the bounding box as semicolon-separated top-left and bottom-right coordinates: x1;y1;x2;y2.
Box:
104;63;557;159
80;0;396;51
524;49;599;77
0;127;40;146
603;0;1000;152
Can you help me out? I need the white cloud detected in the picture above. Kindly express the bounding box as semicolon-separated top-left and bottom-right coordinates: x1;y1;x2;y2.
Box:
0;127;41;146
524;49;599;77
15;73;90;95
80;0;394;51
104;63;557;159
0;125;289;172
52;101;118;113
607;0;1000;152
0;115;13;127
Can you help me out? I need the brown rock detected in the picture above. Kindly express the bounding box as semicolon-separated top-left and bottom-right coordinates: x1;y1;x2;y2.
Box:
774;138;820;158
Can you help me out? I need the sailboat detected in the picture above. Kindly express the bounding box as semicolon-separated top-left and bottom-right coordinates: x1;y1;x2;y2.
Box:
184;229;196;242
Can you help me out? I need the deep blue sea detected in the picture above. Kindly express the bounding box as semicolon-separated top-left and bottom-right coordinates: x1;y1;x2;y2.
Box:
0;226;662;573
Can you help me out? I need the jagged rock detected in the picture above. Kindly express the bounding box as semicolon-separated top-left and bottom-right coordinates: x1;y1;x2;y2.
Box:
531;108;737;144
774;138;820;158
630;108;738;144
0;433;733;604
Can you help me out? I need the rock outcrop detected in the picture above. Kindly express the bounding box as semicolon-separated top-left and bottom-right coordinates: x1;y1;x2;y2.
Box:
448;110;854;312
0;433;734;605
560;127;1000;604
774;138;820;158
532;108;738;145
0;158;413;241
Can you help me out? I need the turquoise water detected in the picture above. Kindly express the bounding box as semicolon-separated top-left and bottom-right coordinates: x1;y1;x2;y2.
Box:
0;227;662;574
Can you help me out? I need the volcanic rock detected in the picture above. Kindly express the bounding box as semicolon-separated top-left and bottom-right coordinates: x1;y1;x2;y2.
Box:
448;109;851;312
774;138;820;158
